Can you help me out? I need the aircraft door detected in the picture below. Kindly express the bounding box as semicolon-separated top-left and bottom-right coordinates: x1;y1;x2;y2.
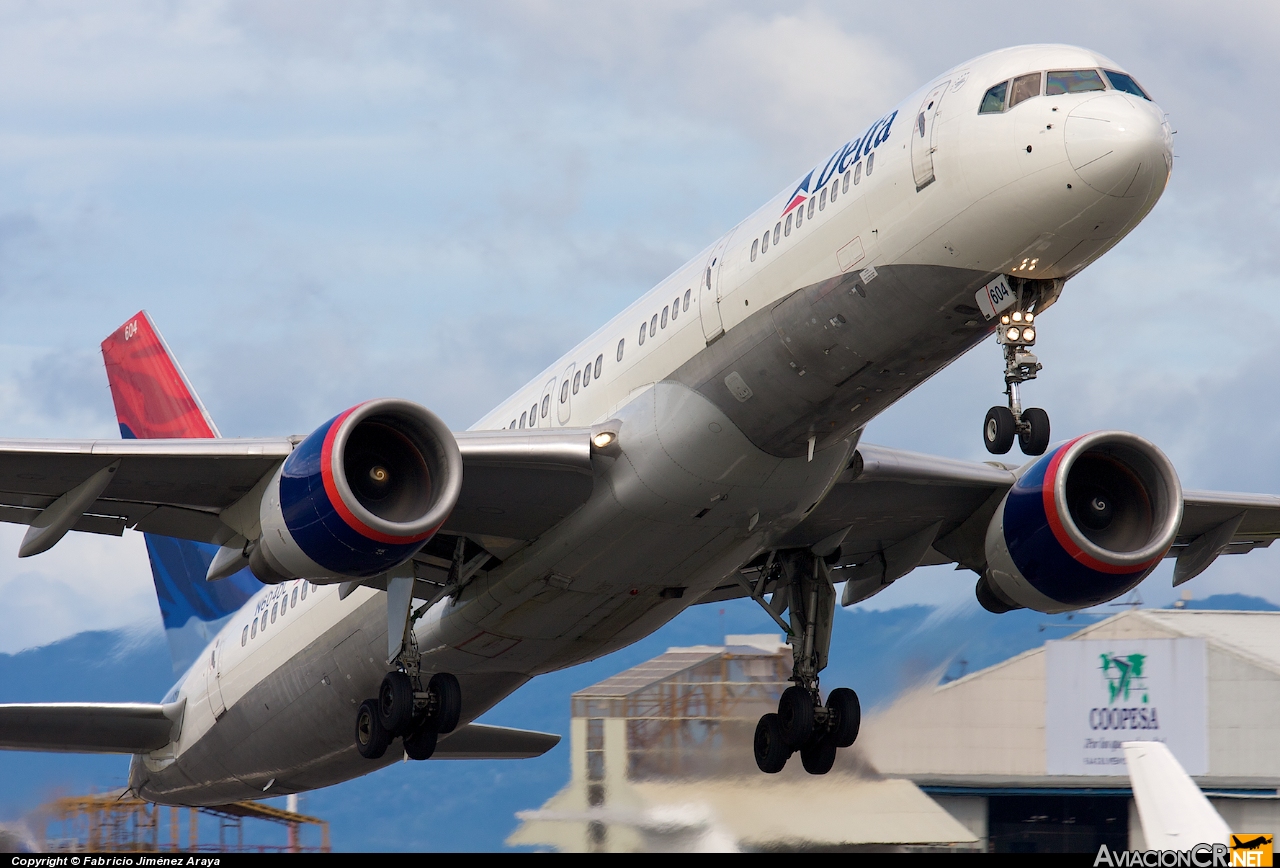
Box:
911;80;951;191
207;639;227;720
539;377;556;428
557;363;575;424
698;230;736;343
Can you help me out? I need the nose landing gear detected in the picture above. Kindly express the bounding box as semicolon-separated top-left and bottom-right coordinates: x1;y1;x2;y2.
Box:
737;551;861;775
984;309;1050;455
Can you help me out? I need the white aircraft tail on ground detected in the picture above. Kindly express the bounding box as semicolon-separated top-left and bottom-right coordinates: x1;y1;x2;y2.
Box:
1123;740;1230;850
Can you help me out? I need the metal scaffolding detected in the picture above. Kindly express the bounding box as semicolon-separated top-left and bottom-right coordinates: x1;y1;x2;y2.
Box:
43;792;330;853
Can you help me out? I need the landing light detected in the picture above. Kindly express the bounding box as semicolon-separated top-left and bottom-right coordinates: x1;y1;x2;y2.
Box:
1022;327;1036;342
1011;311;1023;323
1006;327;1021;341
1000;315;1011;325
592;432;617;449
1025;313;1034;323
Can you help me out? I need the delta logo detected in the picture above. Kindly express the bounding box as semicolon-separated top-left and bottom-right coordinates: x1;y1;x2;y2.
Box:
781;109;899;217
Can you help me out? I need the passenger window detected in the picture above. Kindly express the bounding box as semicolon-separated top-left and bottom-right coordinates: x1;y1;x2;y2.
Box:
751;239;758;261
573;370;581;393
1009;72;1041;108
796;204;804;227
819;187;827;210
979;80;1008;113
260;612;268;632
271;602;277;623
761;231;769;254
1103;70;1150;100
279;594;287;614
541;396;549;418
830;180;838;203
242;625;248;646
842;170;850;193
773;223;780;245
854;162;862;185
582;363;590;386
509;420;516;429
1046;69;1105;95
785;213;792;236
251;619;257;639
594;354;603;378
866;153;875;175
520;410;527;428
291;587;298;606
617;338;625;361
638;323;646;346
530;404;538;425
300;583;307;601
683;289;691;311
650;314;658;336
807;198;815;219
661;306;669;329
671;297;679;320
561;380;570;402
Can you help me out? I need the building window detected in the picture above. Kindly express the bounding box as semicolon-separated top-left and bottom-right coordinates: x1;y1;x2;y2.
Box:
751;239;758;261
617;338;625;361
586;718;605;782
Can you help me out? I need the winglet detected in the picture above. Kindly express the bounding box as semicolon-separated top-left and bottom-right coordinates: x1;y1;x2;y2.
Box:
101;311;220;440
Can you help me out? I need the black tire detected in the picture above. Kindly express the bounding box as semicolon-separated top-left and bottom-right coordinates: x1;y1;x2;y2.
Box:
428;672;462;734
355;698;389;760
378;672;415;736
800;734;838;775
403;722;438;761
753;713;790;774
1019;407;1050;456
777;685;815;749
984;406;1015;455
826;687;861;748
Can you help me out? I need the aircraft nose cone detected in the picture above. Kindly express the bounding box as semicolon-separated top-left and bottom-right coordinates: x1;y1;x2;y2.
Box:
1065;93;1172;198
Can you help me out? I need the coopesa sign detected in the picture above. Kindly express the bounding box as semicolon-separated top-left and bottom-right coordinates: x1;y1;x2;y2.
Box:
1045;638;1207;775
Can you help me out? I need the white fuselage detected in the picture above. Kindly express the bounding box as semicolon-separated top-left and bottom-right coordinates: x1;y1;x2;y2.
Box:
134;44;1173;804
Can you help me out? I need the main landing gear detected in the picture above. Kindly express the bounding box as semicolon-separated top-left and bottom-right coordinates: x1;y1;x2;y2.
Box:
984;307;1050;456
355;665;462;762
737;551;861;775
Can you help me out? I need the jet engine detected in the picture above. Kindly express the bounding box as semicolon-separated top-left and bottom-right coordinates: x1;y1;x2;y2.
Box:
977;431;1182;614
249;398;462;583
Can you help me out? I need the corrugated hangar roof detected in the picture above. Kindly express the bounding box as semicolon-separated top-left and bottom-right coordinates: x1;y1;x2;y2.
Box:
572;637;786;699
1116;610;1280;675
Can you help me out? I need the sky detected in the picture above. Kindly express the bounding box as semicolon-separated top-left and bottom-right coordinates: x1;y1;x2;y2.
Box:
1;0;1280;652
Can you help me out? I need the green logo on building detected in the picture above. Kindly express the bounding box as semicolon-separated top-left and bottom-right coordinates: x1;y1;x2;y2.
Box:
1100;653;1148;704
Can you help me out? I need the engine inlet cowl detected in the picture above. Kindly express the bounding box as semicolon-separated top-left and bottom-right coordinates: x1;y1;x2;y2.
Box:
981;431;1182;614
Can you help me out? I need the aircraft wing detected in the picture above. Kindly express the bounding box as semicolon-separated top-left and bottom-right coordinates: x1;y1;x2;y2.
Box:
700;444;1280;604
433;723;561;759
0;699;558;759
0;701;185;753
0;429;594;551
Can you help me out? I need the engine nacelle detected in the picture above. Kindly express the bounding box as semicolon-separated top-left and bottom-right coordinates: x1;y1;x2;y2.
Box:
979;431;1182;614
250;398;462;583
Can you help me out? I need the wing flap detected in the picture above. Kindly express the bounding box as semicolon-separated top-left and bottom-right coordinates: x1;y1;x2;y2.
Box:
433;722;561;759
0;701;183;754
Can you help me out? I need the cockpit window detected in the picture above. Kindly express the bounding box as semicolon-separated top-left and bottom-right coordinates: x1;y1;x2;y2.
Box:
979;81;1008;114
1102;70;1150;100
1008;72;1042;108
1046;69;1106;96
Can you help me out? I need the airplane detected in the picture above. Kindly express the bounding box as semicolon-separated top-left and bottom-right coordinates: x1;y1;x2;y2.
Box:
3;42;1280;804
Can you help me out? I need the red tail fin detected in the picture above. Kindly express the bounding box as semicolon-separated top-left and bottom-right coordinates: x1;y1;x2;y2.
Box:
101;311;219;440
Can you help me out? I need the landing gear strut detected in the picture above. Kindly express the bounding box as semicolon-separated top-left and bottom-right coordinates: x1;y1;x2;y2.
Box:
737;551;861;775
984;307;1050;456
355;645;462;761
